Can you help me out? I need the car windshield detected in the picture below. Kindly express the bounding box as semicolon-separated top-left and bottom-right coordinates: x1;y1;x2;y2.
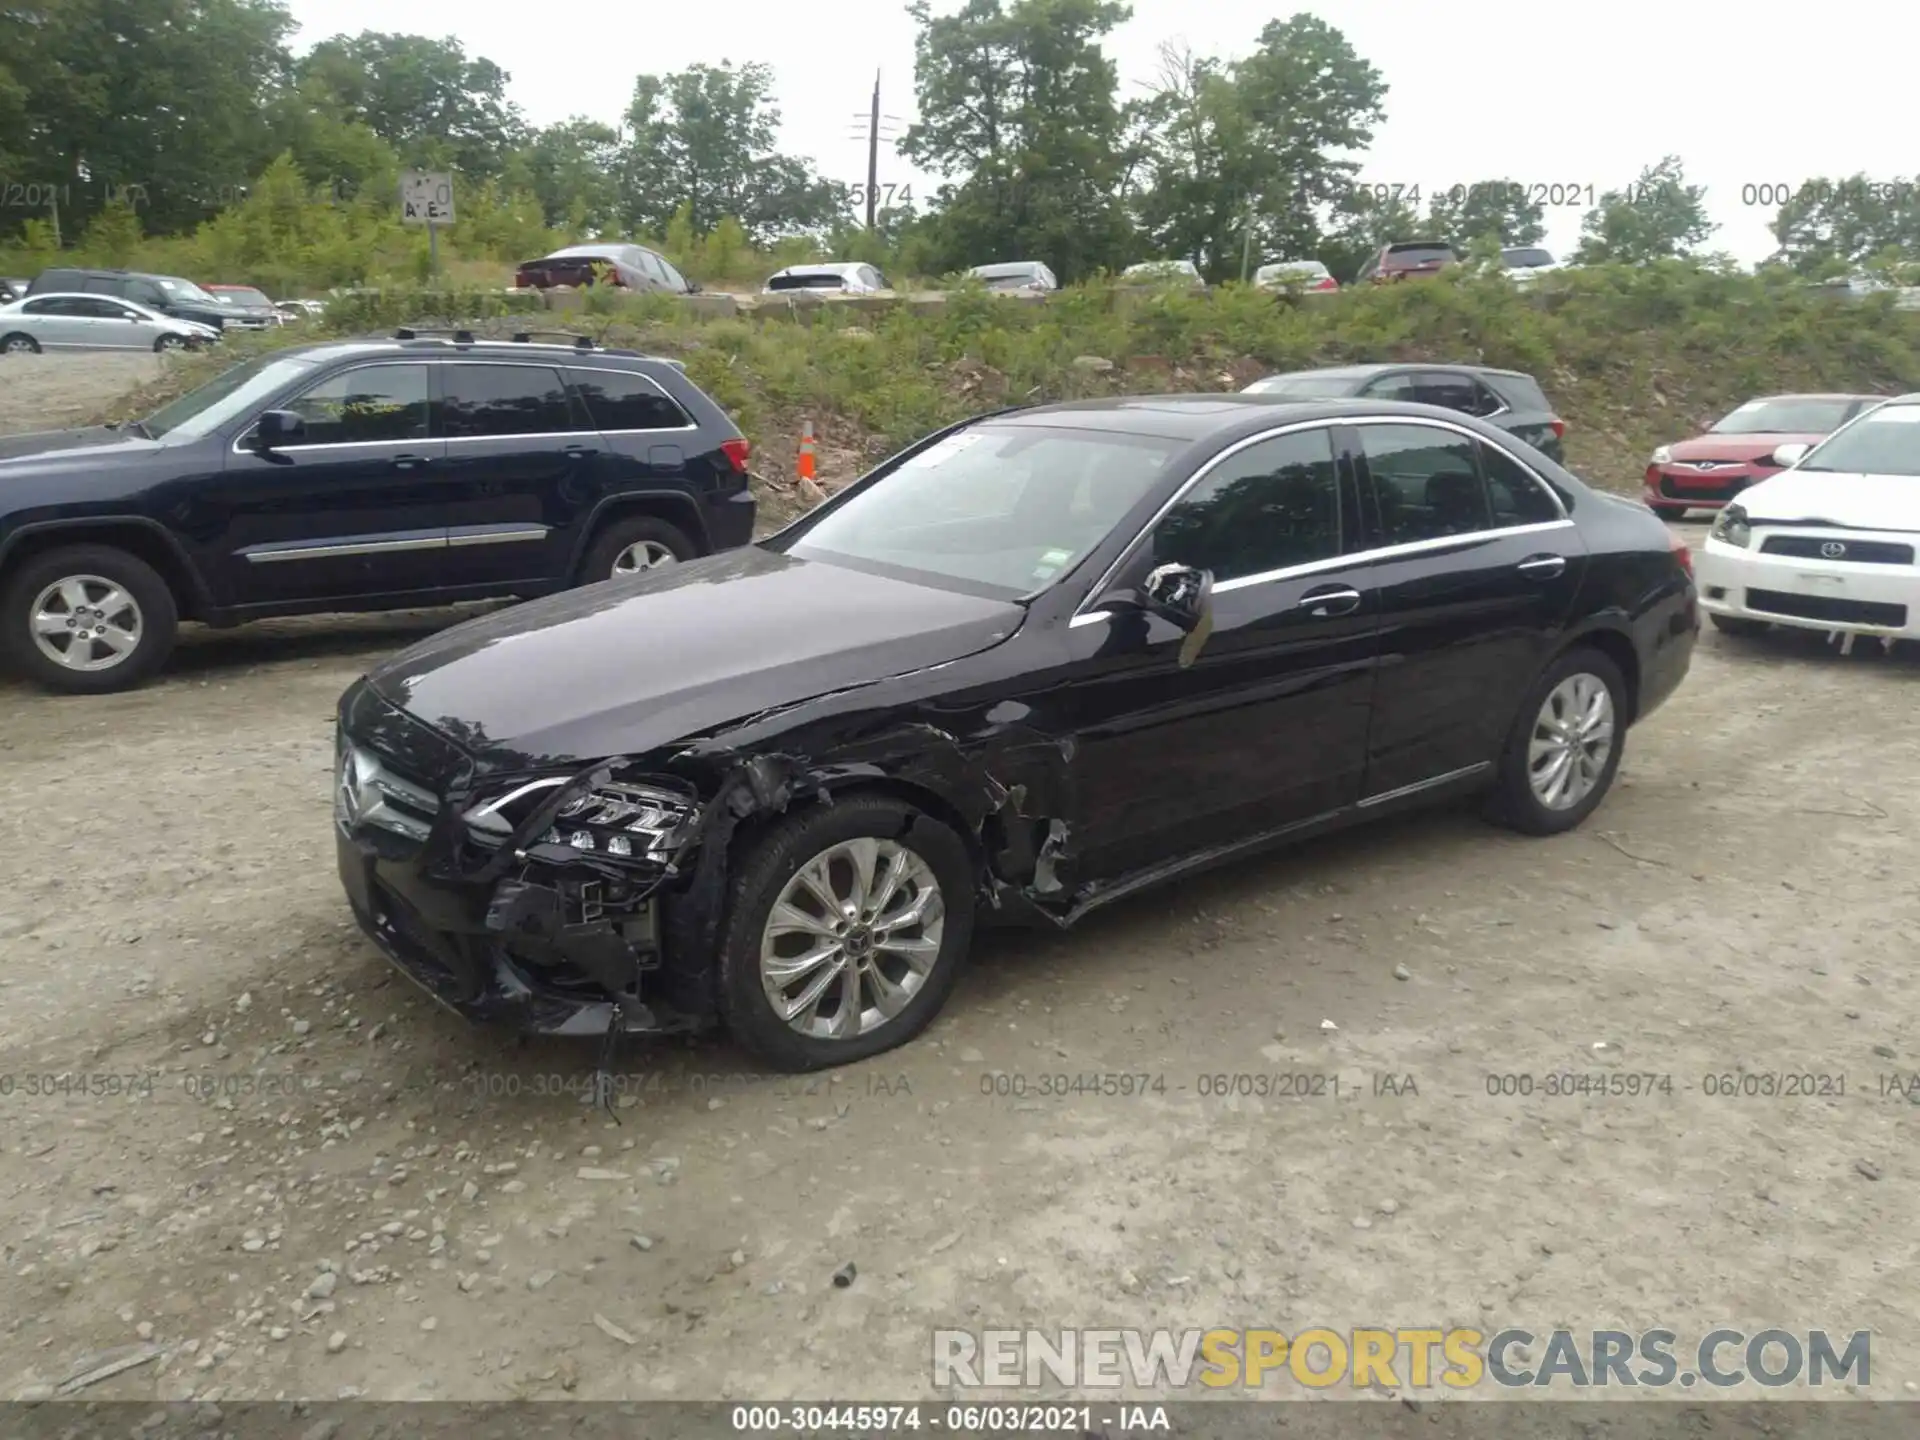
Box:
1245;374;1361;397
1794;404;1920;475
1711;398;1855;435
217;287;272;306
141;353;318;440
156;276;217;303
767;272;849;290
1256;264;1325;282
1503;248;1554;268
1386;245;1454;266
782;423;1183;595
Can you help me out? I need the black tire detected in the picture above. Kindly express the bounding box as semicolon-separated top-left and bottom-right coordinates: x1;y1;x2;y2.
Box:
579;515;698;583
715;795;977;1072
0;544;179;694
1;332;41;355
1650;503;1688;521
154;334;187;353
1484;647;1630;837
1711;614;1770;638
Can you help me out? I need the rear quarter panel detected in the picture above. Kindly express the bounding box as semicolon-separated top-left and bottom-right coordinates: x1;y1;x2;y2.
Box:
1562;491;1698;723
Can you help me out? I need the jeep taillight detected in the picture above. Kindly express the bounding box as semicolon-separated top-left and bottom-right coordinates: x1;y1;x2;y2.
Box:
720;438;751;474
1669;529;1692;577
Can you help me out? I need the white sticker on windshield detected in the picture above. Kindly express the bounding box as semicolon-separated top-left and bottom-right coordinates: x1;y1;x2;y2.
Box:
903;433;984;467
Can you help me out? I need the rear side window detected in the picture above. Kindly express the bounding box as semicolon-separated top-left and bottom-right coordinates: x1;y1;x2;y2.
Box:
569;370;690;431
284;364;431;445
1359;372;1418;401
1416;372;1502;418
1483;372;1551;413
440;364;578;437
1358;423;1492;543
1479;442;1561;524
23;297;79;315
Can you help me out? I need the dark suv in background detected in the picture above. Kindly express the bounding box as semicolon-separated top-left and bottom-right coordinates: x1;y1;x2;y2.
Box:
29;268;230;331
1356;241;1459;283
1242;363;1569;462
0;330;754;693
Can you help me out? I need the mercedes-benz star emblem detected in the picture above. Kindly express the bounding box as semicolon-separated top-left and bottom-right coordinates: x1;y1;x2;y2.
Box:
1820;541;1847;559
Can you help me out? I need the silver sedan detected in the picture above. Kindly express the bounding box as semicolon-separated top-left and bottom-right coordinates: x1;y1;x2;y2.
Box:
0;293;219;355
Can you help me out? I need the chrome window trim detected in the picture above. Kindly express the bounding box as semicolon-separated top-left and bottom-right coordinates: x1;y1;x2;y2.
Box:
1357;761;1493;808
1069;413;1571;625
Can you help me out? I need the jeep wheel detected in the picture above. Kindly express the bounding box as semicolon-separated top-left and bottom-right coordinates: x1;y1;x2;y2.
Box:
581;516;698;583
1;332;40;355
1;545;179;694
716;796;976;1072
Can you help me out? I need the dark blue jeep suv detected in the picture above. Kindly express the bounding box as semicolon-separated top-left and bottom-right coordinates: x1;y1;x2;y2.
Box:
0;330;756;693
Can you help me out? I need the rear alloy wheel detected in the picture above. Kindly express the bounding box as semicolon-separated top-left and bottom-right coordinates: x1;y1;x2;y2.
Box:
581;516;697;584
2;332;40;355
717;796;975;1071
1;545;178;694
1711;615;1770;638
1485;648;1628;836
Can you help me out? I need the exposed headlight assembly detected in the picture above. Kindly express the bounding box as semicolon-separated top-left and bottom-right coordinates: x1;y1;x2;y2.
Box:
1709;503;1752;549
463;775;695;861
1650;445;1673;466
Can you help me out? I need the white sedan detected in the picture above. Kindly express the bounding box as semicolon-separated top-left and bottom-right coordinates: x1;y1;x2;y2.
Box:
0;293;219;355
1695;394;1920;649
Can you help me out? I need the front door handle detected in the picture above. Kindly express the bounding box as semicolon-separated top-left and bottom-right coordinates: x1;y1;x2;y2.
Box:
391;454;431;471
1517;554;1567;579
1298;583;1362;618
563;444;598;460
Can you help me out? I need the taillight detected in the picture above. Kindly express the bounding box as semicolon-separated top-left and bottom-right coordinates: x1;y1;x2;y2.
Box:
1669;530;1692;576
1550;418;1566;439
1315;276;1337;290
720;437;751;474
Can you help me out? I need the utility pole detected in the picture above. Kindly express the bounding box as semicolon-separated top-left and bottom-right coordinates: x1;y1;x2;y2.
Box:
849;75;903;233
1240;194;1257;283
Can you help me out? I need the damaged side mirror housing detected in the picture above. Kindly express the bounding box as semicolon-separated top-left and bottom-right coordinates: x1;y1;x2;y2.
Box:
1139;563;1213;632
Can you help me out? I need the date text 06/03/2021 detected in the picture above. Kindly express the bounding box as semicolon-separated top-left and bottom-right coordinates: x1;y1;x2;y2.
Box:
729;1405;1170;1432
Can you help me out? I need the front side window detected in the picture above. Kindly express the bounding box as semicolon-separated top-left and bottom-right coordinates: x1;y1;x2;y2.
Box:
1149;429;1343;582
569;370;689;431
1359;424;1492;542
23;297;81;316
440;364;577;438
784;423;1183;595
283;364;431;445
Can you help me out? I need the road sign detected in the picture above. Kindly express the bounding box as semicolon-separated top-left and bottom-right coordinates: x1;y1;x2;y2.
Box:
400;171;454;226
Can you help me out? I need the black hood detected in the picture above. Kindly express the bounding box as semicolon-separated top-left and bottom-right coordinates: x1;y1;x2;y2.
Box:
0;426;159;465
364;546;1025;769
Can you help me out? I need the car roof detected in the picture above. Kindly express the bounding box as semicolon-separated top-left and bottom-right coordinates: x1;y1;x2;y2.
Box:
970;262;1043;276
982;393;1527;444
1260;362;1533;382
1743;392;1884;402
771;263;864;277
259;338;685;367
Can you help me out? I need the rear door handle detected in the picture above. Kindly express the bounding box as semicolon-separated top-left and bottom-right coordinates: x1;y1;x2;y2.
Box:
563;444;598;460
1298;583;1363;618
1518;554;1567;579
391;454;431;471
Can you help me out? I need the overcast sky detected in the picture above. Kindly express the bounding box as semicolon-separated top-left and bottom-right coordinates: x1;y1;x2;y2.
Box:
288;0;1912;266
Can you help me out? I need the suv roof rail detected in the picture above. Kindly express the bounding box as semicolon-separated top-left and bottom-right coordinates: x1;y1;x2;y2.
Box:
383;327;650;360
394;327;476;343
509;329;600;349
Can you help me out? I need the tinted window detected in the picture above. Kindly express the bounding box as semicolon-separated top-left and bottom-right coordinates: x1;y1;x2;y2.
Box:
1384;244;1456;266
440;364;577;437
78;298;136;319
1416;373;1501;417
1151;428;1342;582
569;370;690;431
785;424;1181;595
1359;424;1492;542
1503;248;1554;268
284;365;430;445
126;281;166;305
1360;372;1419;401
1484;372;1551;413
1480;443;1561;524
23;297;81;315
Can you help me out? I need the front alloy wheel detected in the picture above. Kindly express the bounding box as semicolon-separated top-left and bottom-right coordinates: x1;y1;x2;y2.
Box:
759;836;946;1040
718;795;975;1070
30;574;145;672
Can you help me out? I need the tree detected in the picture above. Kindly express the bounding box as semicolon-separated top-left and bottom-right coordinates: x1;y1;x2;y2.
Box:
1425;180;1545;252
1768;174;1920;276
515;118;624;233
1572;155;1714;264
295;32;528;179
900;0;1136;281
616;63;845;244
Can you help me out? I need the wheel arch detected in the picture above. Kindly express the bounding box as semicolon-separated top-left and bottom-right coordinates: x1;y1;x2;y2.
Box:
0;518;212;622
569;493;711;581
1552;621;1642;724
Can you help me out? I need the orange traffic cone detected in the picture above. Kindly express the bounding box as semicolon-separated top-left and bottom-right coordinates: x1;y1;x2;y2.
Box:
797;420;817;483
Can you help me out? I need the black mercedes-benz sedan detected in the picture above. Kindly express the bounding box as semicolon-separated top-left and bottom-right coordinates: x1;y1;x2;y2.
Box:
335;394;1698;1071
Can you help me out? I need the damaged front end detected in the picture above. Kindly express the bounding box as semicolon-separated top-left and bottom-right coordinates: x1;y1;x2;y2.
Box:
334;681;804;1042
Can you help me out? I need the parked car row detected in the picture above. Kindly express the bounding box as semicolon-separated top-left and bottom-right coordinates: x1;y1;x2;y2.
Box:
0;266;324;355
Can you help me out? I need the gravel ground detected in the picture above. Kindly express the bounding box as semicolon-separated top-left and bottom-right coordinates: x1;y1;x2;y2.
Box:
0;352;170;435
2;353;1918;1409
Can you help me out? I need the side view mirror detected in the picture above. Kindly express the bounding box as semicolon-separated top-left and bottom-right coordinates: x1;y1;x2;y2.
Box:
254;409;306;449
686;280;703;293
1772;441;1811;468
1141;562;1212;629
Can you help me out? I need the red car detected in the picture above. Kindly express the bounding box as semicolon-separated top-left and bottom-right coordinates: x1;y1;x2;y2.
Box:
1643;393;1884;519
1356;240;1459;283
